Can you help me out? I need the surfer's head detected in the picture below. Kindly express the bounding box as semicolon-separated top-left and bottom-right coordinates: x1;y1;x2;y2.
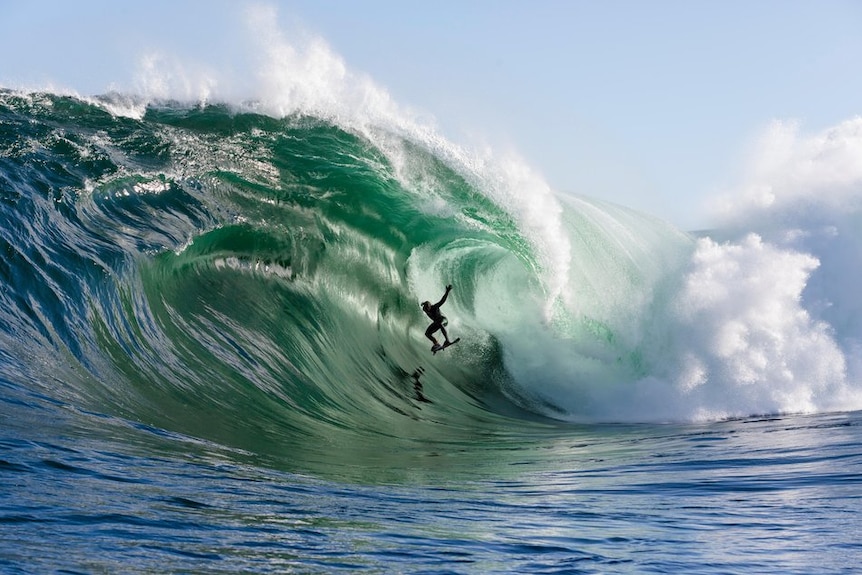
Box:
421;301;430;311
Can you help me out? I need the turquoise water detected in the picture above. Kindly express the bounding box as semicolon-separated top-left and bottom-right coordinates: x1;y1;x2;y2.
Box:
2;90;862;573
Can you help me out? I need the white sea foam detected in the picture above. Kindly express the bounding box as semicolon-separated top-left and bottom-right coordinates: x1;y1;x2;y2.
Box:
662;233;853;420
523;119;862;422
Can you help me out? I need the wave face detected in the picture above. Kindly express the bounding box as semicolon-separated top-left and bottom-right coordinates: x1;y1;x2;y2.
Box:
2;90;862;473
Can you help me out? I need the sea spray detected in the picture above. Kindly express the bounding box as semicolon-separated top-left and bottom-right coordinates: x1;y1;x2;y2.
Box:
472;118;862;422
620;119;862;421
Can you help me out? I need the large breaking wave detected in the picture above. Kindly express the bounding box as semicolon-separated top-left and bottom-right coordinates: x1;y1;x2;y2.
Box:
2;10;862;470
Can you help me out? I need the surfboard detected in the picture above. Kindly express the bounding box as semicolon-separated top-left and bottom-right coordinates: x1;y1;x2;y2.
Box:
432;338;460;355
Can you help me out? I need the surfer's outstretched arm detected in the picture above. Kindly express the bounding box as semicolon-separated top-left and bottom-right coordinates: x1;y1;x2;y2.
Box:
434;284;452;308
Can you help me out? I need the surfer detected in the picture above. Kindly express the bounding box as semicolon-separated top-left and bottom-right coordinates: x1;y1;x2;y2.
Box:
421;284;453;353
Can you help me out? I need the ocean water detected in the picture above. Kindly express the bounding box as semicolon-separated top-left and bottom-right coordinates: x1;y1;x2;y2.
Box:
2;34;862;573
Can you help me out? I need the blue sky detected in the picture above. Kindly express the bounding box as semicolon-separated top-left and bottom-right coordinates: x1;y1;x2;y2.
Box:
2;0;861;229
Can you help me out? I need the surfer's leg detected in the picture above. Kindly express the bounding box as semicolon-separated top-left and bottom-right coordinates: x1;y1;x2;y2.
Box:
425;323;440;346
440;326;450;345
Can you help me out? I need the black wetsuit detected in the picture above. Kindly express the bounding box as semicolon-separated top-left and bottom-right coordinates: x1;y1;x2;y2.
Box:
424;305;446;334
423;286;452;345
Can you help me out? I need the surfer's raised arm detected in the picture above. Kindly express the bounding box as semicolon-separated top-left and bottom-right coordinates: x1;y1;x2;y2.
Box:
434;284;453;308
